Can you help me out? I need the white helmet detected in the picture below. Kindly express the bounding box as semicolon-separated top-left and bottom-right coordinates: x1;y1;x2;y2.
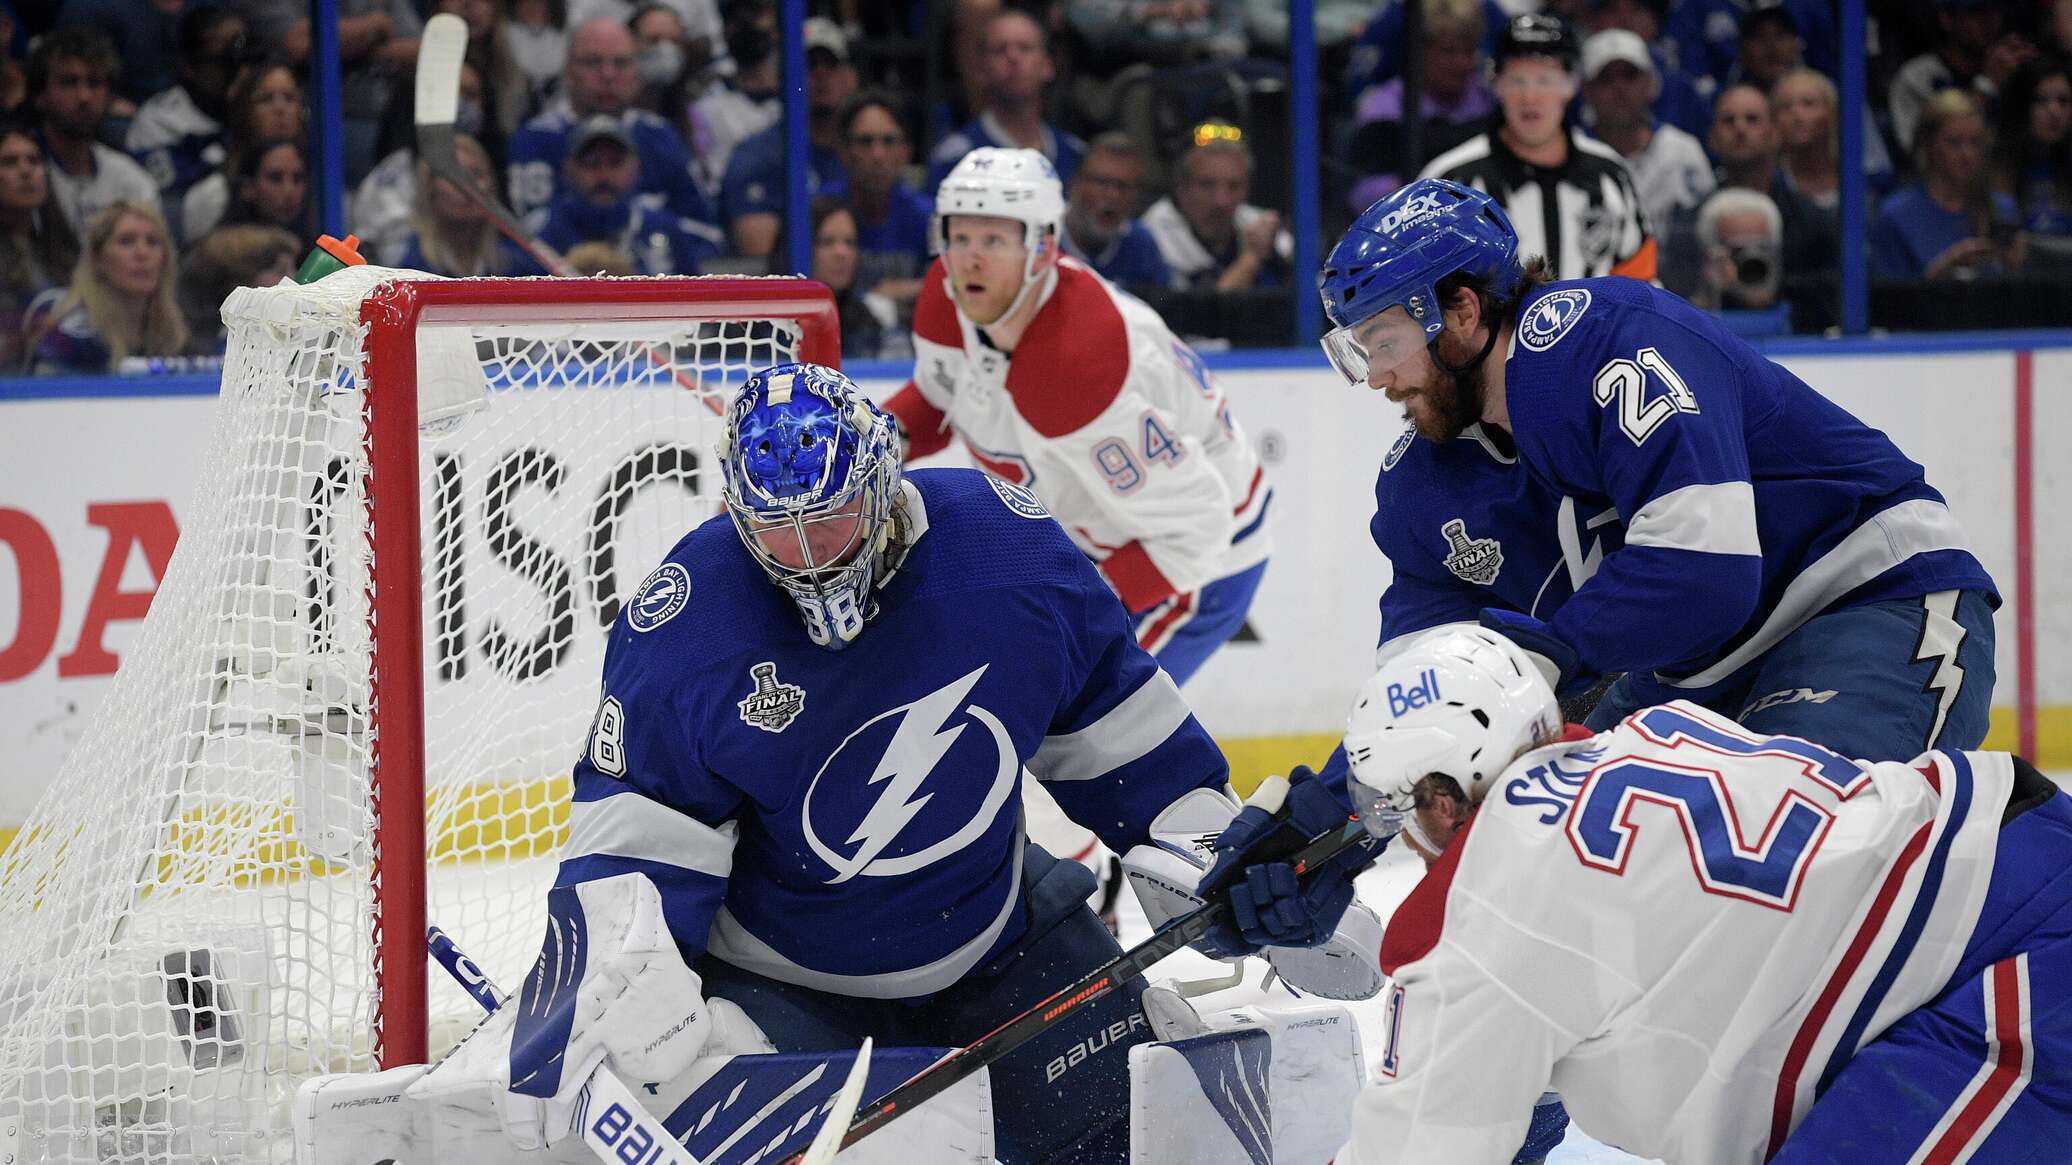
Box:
932;146;1064;250
1342;625;1559;838
933;147;1064;323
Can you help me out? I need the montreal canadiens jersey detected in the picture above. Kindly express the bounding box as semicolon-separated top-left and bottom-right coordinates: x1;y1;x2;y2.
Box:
883;257;1271;615
1386;277;1994;702
1347;702;2013;1165
553;468;1228;999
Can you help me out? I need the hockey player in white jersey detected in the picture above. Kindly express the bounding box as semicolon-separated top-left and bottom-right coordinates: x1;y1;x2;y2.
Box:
883;147;1276;926
883;147;1272;688
1323;625;2072;1164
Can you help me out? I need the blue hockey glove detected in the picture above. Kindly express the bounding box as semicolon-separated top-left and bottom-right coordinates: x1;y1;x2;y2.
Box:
1479;608;1592;697
1194;767;1381;959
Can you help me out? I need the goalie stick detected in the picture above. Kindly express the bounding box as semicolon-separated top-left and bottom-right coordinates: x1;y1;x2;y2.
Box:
776;812;1381;1165
426;926;871;1165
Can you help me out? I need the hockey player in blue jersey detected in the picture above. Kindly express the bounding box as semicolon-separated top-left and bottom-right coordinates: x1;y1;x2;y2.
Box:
1316;177;1998;761
1192;177;2001;1162
383;363;1382;1164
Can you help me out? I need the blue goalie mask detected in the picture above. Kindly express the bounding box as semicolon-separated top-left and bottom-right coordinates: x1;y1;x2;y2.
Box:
722;363;903;648
1317;178;1524;385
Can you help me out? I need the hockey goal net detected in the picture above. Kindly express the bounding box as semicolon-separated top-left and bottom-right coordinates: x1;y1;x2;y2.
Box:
0;268;839;1163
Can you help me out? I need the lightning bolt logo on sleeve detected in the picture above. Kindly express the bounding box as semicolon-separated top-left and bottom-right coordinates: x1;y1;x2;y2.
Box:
801;665;1022;884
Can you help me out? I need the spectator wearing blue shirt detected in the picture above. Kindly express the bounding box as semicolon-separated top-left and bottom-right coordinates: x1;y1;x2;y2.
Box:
1342;0;1506;101
538;114;721;275
926;10;1085;192
506;20;714;232
718;15;853;260
1872;89;2026;279
831;90;931;314
1059;131;1169;290
807;196;908;362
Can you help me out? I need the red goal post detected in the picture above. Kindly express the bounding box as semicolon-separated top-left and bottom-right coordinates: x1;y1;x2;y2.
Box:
0;270;839;1162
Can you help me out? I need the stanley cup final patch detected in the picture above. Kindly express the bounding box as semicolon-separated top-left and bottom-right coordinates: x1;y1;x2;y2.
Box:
1440;518;1503;586
738;662;806;733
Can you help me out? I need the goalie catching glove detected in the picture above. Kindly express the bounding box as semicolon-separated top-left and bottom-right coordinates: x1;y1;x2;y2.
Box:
1123;783;1386;1001
407;872;764;1149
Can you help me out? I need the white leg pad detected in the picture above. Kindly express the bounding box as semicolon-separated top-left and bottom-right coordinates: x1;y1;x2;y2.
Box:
295;1048;995;1165
1127;1001;1365;1165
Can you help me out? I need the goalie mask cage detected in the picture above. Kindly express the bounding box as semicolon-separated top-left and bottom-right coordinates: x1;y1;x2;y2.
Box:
0;268;839;1163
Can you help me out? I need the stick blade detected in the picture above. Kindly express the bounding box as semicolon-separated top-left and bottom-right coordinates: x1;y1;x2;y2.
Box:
801;1037;873;1165
415;12;468;128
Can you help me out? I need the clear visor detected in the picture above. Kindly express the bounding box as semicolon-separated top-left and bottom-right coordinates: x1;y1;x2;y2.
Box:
1320;323;1371;386
742;496;869;579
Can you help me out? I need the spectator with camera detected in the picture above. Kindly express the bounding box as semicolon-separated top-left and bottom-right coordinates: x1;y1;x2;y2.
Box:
1580;29;1712;242
1688;187;1786;318
29;26;159;236
1143;130;1290;291
1059;131;1170;289
1872;89;2026;279
926;9;1085;190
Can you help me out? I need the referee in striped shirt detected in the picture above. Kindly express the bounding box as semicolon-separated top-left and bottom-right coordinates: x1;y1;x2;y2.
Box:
1419;13;1659;282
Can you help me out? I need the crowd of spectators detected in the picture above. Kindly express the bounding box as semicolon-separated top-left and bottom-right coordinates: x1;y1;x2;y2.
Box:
3;0;2072;373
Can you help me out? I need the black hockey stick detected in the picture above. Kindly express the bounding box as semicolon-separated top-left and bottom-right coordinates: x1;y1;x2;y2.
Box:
415;14;577;277
776;814;1380;1165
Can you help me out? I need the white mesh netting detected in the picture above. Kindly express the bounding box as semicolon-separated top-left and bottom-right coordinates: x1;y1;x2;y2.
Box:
0;268;821;1162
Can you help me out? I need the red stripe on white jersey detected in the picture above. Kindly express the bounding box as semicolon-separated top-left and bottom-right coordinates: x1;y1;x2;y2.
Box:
1136;590;1196;655
1768;818;1936;1156
1909;954;2033;1165
1232;466;1265;516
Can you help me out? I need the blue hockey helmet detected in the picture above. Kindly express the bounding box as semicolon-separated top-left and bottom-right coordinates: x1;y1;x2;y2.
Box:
1317;178;1524;385
722;363;903;648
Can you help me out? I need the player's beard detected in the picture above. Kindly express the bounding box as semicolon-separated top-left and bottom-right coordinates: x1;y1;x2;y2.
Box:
1407;335;1488;443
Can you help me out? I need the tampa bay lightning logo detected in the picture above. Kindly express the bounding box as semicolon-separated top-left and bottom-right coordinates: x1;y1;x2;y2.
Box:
801;665;1019;884
627;562;691;632
1381;425;1416;472
1518;288;1591;352
987;475;1050;519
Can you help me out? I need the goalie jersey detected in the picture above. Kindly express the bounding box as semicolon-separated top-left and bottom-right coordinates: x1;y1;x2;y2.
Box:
1350;702;2014;1165
884;257;1271;615
1373;276;1993;699
555;468;1227;999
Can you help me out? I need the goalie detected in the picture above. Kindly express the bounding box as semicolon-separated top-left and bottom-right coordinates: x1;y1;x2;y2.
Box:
302;365;1378;1164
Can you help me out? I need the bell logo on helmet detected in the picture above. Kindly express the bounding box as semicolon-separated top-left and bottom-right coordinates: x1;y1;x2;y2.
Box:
1387;668;1442;717
1519;288;1592;352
